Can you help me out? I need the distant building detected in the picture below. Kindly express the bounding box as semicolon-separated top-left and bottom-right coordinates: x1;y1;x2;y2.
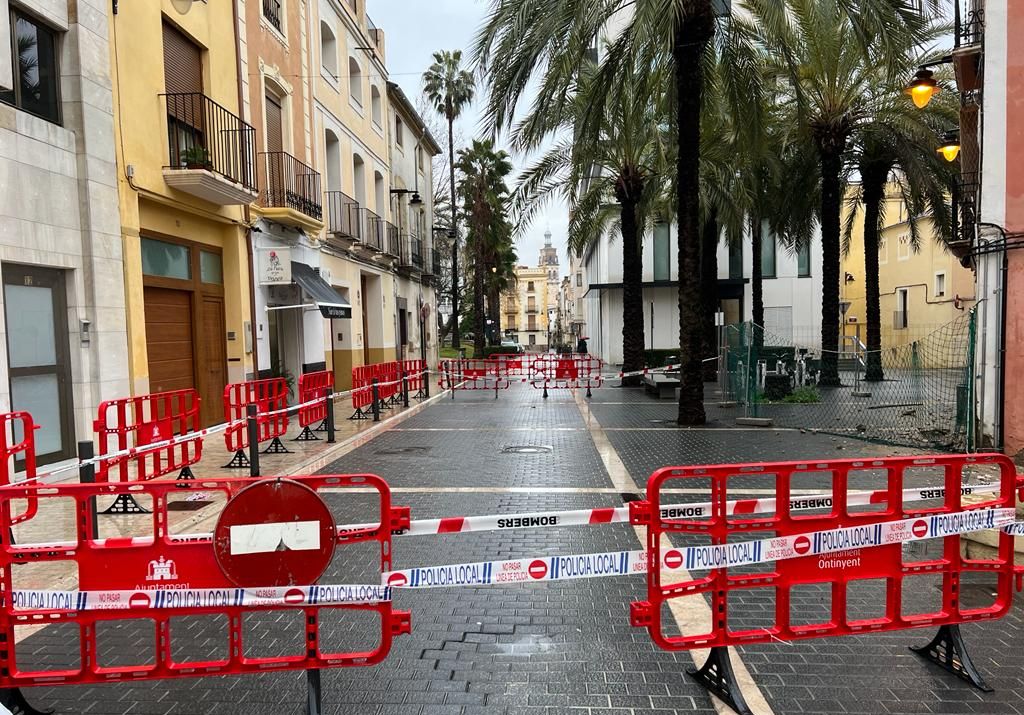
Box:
500;266;549;351
539;229;561;313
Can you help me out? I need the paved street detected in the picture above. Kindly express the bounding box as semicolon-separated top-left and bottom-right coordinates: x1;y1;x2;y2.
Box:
14;382;1024;715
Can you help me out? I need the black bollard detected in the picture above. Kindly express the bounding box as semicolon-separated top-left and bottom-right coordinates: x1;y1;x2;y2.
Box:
325;391;336;444
371;379;381;422
78;440;99;540
402;370;410;408
247;404;260;477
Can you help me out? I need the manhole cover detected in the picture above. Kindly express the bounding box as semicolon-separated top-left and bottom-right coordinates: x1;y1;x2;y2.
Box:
501;445;552;454
375;446;431;455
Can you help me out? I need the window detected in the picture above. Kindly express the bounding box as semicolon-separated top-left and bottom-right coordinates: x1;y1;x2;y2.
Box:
370;86;382;126
262;0;283;33
0;9;61;124
416;146;424;172
653;222;670;281
324;130;341;191
935;272;946;298
529;334;536;345
895;288;909;329
527;281;535;292
760;220;776;279
897;233;911;261
348;57;362;106
142;238;191;280
796;241;811;277
878;236;888;265
200;251;223;284
395;116;404;147
320;22;338;79
576;272;582;287
728;239;742;279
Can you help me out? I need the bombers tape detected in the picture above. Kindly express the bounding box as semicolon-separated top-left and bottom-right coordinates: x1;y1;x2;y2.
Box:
383;507;1017;588
7;584;391;612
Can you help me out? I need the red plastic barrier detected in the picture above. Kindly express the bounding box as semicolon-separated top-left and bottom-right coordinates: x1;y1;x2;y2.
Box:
0;411;38;525
351;364;376;417
0;474;411;688
439;360;510;390
492;354;526;376
629;454;1018;651
94;389;202;483
400;359;427;396
223;378;289;454
297;371;334;429
530;356;603;391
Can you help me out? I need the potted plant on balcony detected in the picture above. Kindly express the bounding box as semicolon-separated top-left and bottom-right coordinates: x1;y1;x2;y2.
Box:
181;146;212;171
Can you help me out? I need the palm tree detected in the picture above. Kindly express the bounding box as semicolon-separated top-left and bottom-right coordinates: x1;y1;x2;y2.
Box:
512;59;670;384
486;230;518;343
844;61;957;381
456;140;515;357
740;0;939;386
423;50;475;351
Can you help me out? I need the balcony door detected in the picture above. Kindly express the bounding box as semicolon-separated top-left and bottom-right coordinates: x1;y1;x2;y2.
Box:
3;265;75;465
163;21;203;168
264;93;285;205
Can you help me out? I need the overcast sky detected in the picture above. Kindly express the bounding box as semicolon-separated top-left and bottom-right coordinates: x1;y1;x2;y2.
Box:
370;0;568;278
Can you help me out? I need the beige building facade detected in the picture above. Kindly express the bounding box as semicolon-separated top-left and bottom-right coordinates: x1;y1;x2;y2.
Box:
501;266;549;351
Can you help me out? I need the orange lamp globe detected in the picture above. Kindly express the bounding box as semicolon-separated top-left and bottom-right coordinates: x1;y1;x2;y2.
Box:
938;143;961;162
905;69;940;109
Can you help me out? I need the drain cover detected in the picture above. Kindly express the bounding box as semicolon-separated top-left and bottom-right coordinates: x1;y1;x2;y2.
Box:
375;446;431;455
501;445;552;454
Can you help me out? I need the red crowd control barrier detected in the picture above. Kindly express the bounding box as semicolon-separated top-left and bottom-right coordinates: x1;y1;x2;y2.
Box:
439;360;510;392
492;354;526;377
223;378;290;467
400;359;428;398
530;356;603;397
296;371;334;441
629;454;1019;710
350;364;376;419
0;474;410;692
94;389;202;485
0;411;38;526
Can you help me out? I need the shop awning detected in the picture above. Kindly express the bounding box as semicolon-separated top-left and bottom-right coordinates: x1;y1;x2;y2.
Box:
290;262;351;319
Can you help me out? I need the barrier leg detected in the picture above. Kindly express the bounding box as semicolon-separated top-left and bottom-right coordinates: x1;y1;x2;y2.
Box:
247;404;260;478
223;449;250;469
176;465;196;482
78;440;99;540
0;687;53;715
100;494;151;515
325;394;336;444
306;668;323;715
262;437;291;454
686;647;753;715
294;425;320;442
911;624;992;691
371;379;381;422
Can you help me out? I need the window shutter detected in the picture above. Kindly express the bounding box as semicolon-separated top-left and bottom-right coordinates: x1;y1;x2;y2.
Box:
265;95;284;154
163;22;202;96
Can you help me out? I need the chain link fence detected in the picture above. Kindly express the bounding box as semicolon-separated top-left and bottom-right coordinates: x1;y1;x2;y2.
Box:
718;311;976;451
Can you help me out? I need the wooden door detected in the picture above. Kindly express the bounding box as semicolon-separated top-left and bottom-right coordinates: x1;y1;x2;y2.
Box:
144;287;195;394
199;296;227;426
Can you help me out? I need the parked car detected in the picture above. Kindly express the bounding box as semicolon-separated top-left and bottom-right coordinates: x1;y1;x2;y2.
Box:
500;339;525;354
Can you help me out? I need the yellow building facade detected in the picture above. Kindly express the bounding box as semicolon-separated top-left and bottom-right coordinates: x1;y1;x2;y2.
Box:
501;267;550;351
110;1;256;425
840;188;976;354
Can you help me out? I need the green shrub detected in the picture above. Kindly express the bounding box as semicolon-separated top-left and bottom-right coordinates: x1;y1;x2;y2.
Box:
780;386;821;404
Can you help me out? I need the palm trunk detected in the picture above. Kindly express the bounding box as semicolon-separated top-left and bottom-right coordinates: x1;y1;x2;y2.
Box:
448;117;461;350
818;148;843;386
488;282;500;346
620;196;645;385
473;229;486;356
700;215;719;381
861;173;885;381
673;10;713;425
751;216;764;350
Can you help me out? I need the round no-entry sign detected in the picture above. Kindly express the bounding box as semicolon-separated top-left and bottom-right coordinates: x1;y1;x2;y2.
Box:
214;479;337;588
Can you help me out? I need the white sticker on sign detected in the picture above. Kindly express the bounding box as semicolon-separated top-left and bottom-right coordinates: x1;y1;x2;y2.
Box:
229;521;322;555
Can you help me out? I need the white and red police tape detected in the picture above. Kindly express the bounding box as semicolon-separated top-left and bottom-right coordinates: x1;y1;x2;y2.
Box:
381;507;1017;589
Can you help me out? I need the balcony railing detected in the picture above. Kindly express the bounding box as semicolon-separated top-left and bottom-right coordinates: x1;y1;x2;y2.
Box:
432;250;442;276
361;208;384;252
162;92;257;193
526;307;539;314
385;221;400;257
412;237;424;268
258;152;322;221
263;0;283;33
421;244;434;276
325;191;360;240
955;2;983;48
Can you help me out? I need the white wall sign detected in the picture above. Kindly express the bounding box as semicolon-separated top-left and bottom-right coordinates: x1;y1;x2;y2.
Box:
257;248;292;285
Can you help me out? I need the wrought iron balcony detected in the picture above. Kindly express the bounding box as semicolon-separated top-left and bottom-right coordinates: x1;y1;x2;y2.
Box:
161;93;257;204
400;232;423;273
263;0;283;33
325;191;361;244
385;221;401;257
421;244;435;277
258;151;323;226
360;208;384;252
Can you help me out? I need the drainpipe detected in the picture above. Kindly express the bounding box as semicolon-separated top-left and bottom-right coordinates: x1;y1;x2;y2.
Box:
232;0;261;377
997;239;1007;451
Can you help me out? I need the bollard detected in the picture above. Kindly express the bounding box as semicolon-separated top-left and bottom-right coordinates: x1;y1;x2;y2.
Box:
325;392;336;444
246;404;260;477
78;440;99;540
306;668;322;715
495;374;499;400
402;370;410;408
371;379;381;422
586;381;593;399
543;380;549;399
447;365;454;400
424;367;430;398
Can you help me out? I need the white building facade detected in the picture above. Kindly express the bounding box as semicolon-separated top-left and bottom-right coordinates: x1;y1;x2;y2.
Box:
0;0;129;465
580;221;822;366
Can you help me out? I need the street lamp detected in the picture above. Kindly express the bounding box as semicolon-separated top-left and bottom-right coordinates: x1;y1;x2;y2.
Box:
937;130;961;162
905;68;940;108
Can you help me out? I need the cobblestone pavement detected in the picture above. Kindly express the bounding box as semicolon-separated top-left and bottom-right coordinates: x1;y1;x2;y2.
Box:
13;382;1024;715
